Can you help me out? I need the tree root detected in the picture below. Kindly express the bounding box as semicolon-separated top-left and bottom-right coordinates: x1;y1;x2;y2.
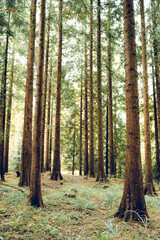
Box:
114;208;148;222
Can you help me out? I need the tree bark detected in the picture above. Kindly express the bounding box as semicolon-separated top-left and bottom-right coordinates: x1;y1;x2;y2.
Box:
151;0;160;149
45;59;52;171
79;78;83;176
114;0;148;221
19;0;37;186
0;11;10;181
3;53;14;173
96;0;105;181
88;0;95;178
107;4;114;177
72;124;76;176
51;0;63;181
49;94;54;171
84;41;89;176
106;101;109;176
40;23;50;173
140;0;156;195
29;0;46;207
152;55;160;181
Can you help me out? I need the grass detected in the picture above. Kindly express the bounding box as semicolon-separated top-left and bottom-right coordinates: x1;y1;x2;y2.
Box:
0;173;160;239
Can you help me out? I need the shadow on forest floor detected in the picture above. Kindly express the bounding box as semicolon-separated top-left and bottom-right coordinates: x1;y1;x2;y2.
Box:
0;172;160;239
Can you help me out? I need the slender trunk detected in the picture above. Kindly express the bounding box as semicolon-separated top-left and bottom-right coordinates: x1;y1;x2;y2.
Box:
154;39;160;143
79;78;83;176
88;0;95;178
0;11;10;181
96;0;104;181
49;94;54;171
40;23;50;172
107;5;114;177
106;101;109;176
29;0;46;207
3;53;14;173
152;57;160;181
114;0;148;221
140;0;155;195
152;0;160;146
19;0;37;186
51;0;63;181
113;99;117;178
84;41;89;176
72;124;76;175
45;60;52;171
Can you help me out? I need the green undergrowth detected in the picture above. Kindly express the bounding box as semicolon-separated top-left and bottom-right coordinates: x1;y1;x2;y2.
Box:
0;174;160;239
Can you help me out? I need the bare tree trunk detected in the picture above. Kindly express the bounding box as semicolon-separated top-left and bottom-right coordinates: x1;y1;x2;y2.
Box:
19;0;37;186
29;0;46;207
152;56;160;181
106;101;109;176
114;0;148;221
49;93;54;171
107;4;114;177
0;11;10;181
151;0;160;147
40;23;50;172
96;0;105;181
79;78;83;176
140;0;156;195
72;124;76;176
45;59;52;171
88;0;95;178
84;41;89;176
51;0;63;181
3;53;14;173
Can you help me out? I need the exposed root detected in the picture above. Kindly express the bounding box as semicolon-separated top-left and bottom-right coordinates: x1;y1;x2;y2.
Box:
114;209;148;222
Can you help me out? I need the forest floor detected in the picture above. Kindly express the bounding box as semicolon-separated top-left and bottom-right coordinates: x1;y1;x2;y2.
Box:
0;172;160;240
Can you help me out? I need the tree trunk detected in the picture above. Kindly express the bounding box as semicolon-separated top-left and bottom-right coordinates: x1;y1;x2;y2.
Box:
88;0;95;178
152;56;160;181
79;78;83;176
29;0;46;207
3;53;14;173
84;41;89;176
113;98;117;178
96;0;105;181
19;0;37;186
49;94;54;171
107;5;114;177
72;124;76;176
0;11;10;181
45;59;52;171
51;0;63;181
114;0;148;221
151;0;160;148
140;0;156;195
40;23;50;173
106;101;109;176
